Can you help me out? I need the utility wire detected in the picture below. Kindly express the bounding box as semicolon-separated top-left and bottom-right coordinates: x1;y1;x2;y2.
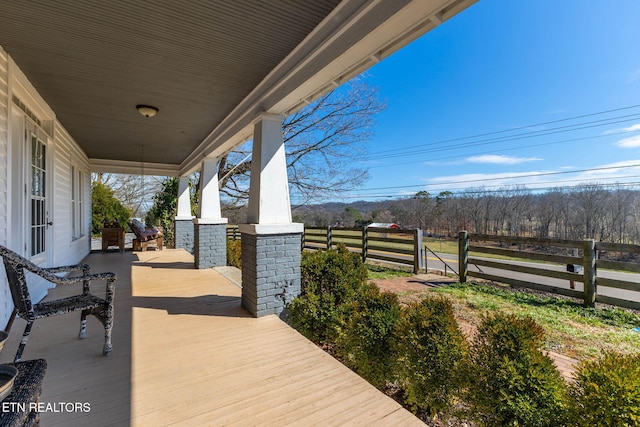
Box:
397;175;640;195
367;132;613;170
335;181;640;200
352;162;640;193
364;113;640;161
365;104;640;157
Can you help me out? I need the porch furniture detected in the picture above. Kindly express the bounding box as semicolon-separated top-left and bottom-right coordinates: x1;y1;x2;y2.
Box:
101;221;125;252
129;219;163;251
0;245;117;363
0;359;47;427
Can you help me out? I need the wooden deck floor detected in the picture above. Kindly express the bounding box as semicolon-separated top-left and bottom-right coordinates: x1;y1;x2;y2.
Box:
0;249;423;426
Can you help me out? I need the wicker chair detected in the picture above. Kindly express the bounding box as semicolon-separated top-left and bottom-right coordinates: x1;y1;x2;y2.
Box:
0;245;117;363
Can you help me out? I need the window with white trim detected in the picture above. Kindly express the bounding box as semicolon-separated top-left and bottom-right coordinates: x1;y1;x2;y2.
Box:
78;170;84;235
71;164;85;239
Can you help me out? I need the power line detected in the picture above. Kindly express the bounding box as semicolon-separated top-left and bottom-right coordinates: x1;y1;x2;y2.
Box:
352;162;640;193
364;113;640;161
365;104;640;157
398;175;640;195
337;181;640;200
366;132;613;170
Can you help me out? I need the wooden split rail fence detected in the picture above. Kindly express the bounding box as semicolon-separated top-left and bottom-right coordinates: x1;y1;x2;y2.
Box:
229;225;424;273
459;231;640;310
228;225;639;310
303;226;423;273
227;225;241;241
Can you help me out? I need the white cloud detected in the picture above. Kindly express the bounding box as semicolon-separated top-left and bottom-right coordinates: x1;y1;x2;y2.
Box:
602;123;640;135
616;135;640;148
423;171;548;190
574;160;640;180
420;159;640;192
465;154;542;165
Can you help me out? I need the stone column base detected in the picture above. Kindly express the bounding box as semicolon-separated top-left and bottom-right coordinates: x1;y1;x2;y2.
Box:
239;224;303;317
194;219;228;269
174;217;195;254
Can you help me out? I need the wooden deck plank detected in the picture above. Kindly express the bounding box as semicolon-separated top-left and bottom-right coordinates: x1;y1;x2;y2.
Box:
0;249;422;426
130;344;342;419
144;360;348;425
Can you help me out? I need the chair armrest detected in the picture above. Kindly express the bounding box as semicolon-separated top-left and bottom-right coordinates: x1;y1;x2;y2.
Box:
48;272;117;298
55;272;117;303
43;263;90;275
18;256;116;293
22;261;116;290
47;272;117;286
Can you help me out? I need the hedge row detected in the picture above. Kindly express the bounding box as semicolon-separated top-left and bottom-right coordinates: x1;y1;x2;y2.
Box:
288;246;640;426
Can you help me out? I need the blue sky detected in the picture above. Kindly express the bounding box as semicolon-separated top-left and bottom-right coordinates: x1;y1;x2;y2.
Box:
347;0;640;200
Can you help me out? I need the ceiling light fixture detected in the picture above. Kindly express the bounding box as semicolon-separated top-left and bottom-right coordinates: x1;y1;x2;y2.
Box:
136;104;159;118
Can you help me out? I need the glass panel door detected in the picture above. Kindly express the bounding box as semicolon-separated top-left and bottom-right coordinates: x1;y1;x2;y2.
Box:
29;131;47;259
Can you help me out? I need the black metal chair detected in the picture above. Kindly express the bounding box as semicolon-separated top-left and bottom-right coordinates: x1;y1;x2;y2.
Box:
0;245;117;363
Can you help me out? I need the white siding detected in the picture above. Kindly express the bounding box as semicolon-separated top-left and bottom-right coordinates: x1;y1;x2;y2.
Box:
52;122;91;267
0;49;92;329
0;47;10;328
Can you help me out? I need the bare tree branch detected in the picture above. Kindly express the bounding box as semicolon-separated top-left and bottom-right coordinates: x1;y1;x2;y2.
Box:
217;78;384;206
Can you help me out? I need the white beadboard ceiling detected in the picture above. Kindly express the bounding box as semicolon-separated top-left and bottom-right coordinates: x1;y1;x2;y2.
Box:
0;0;477;175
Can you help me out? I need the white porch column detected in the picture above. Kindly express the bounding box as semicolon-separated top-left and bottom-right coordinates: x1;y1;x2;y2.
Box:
193;158;228;268
176;176;192;218
174;176;195;253
239;114;303;318
247;114;292;224
198;158;224;220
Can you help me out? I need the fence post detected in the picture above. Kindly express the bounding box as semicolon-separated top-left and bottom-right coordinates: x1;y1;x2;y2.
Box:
459;230;468;283
362;226;368;264
424;245;428;273
413;228;422;274
327;226;332;250
583;239;596;308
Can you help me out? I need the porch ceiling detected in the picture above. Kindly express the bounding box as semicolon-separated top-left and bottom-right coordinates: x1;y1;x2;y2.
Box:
0;0;477;176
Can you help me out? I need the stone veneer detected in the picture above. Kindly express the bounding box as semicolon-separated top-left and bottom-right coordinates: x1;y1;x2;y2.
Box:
240;229;302;317
174;218;194;254
194;222;227;269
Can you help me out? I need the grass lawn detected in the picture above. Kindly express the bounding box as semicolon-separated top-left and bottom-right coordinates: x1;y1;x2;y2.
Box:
423;237;458;254
365;263;414;280
368;265;640;360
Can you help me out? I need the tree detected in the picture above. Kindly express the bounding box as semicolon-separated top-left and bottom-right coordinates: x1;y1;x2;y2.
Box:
218;79;385;205
343;206;363;227
91;182;131;235
572;184;608;240
92;172;163;218
412;191;431;230
434;191;453;236
145;176;198;247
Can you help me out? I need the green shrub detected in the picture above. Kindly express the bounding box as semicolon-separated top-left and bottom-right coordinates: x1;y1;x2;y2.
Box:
469;313;568;427
226;238;242;268
393;296;469;417
300;245;369;298
91;181;132;236
338;285;401;388
289;246;369;344
288;290;338;344
569;352;640;426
